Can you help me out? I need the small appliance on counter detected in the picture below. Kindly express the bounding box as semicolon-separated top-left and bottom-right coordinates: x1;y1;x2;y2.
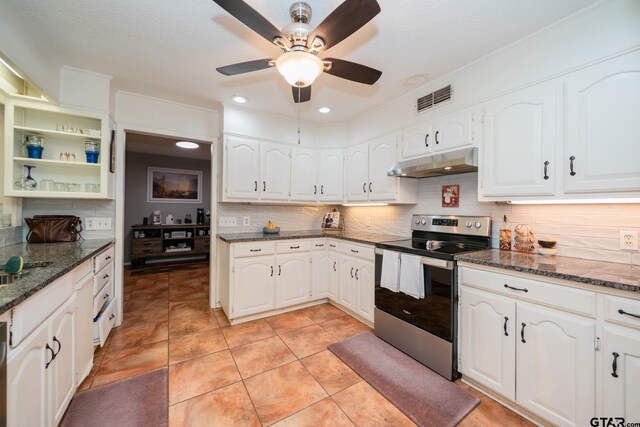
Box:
197;208;205;224
151;210;162;225
165;214;175;225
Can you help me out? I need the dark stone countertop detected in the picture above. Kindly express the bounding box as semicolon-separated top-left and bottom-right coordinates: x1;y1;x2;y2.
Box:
217;230;408;246
0;239;115;315
456;249;640;293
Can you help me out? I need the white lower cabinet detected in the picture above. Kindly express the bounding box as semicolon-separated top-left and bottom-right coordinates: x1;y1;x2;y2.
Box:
327;250;339;301
602;326;640;421
338;255;357;311
276;253;310;308
354;259;374;322
74;274;94;384
459;287;516;400
233;256;277;318
8;296;77;427
516;303;595;427
311;249;331;299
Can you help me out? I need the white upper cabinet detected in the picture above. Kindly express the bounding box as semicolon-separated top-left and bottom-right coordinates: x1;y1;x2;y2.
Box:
291;147;318;202
346;143;369;201
432;109;475;152
564;51;640;194
400;123;432;159
318;149;344;202
260;143;291;201
224;137;260;200
481;82;558;197
368;136;398;201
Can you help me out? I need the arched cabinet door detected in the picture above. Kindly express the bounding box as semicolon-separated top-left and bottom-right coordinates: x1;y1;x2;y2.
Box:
564;51;640;194
224;138;260;200
232;256;276;317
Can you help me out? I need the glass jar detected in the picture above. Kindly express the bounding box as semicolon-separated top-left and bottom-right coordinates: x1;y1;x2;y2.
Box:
514;224;535;253
499;217;512;251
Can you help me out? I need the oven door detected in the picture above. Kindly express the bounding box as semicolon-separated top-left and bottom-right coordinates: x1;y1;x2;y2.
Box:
374;249;455;342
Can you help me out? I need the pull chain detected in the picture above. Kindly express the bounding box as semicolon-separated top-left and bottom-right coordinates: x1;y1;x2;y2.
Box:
297;92;301;144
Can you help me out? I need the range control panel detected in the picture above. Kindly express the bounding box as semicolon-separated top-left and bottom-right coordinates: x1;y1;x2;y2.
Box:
411;215;491;237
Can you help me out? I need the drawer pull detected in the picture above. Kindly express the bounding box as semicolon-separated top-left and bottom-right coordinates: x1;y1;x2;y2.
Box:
109;314;115;321
351;249;359;254
503;316;509;336
520;323;526;343
103;293;109;300
142;249;151;253
45;344;55;369
618;309;640;319
105;256;112;260
103;274;110;279
315;244;324;247
290;245;300;249
53;336;62;358
504;284;528;293
611;352;620;378
250;249;262;252
330;244;336;248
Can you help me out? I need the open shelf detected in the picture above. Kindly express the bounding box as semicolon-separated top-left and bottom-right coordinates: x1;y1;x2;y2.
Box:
14;157;101;169
14;125;101;142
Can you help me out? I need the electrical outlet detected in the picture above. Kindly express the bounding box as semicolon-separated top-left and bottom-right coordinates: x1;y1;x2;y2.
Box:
243;216;251;226
620;230;638;251
95;218;112;230
218;217;237;227
85;217;96;230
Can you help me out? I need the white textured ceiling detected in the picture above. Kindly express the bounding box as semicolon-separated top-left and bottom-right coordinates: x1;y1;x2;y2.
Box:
10;0;599;123
126;132;211;160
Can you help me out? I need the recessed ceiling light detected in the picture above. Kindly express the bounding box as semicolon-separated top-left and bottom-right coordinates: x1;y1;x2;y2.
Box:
176;141;199;149
318;107;331;114
444;166;453;170
231;95;248;104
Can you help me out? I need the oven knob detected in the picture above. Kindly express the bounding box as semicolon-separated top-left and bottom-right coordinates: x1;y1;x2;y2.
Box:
465;221;472;228
421;219;427;225
475;222;482;228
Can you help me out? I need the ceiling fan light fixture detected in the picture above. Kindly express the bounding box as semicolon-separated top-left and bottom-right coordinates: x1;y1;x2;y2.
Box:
276;50;323;88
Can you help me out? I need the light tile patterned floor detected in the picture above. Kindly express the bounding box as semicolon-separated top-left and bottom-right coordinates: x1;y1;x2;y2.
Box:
76;266;534;426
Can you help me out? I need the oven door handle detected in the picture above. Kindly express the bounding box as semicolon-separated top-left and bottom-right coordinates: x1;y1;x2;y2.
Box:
374;248;453;270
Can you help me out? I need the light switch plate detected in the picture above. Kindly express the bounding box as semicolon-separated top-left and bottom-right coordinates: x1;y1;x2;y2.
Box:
243;216;251;226
218;217;237;227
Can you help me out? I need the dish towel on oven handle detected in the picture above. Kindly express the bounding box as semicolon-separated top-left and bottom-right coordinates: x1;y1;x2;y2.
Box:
399;253;425;299
380;250;400;292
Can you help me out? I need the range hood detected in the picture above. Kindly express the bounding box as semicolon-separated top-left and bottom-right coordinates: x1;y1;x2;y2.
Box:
387;147;478;178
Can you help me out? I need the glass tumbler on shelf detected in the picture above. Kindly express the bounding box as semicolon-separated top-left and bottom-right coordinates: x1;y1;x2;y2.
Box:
23;165;37;191
85;141;100;164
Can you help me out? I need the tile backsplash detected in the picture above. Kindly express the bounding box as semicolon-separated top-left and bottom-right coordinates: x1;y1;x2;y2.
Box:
216;203;335;234
342;173;640;266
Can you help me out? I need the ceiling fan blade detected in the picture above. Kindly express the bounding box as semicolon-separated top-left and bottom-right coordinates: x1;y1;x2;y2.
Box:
211;0;289;47
324;58;382;85
308;0;380;51
216;59;274;76
292;86;312;103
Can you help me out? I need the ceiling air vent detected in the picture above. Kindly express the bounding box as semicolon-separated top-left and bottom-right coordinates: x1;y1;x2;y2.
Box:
416;84;452;113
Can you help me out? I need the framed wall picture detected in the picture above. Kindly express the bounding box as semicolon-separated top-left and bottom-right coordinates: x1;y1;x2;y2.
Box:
147;167;203;203
442;184;460;207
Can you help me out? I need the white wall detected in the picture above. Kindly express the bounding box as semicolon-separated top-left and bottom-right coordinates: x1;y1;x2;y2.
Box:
347;0;640;144
60;66;112;112
0;1;62;101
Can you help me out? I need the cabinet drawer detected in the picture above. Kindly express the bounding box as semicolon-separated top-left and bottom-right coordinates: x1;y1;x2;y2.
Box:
459;266;597;317
94;297;117;347
338;242;375;260
327;240;339;250
195;238;210;252
312;239;327;250
604;295;640;330
93;280;113;318
233;242;276;257
277;240;311;254
93;263;113;295
132;240;162;250
93;246;114;273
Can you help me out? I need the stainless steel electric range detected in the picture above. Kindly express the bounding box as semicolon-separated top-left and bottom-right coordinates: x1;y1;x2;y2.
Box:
374;214;491;380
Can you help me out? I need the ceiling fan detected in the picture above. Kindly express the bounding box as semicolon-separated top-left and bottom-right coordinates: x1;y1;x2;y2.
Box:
212;0;382;104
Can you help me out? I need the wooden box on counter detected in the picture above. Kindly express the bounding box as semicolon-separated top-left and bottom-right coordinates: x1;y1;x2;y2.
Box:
131;224;210;268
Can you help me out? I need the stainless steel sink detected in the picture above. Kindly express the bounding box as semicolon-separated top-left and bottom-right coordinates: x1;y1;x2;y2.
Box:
0;270;30;285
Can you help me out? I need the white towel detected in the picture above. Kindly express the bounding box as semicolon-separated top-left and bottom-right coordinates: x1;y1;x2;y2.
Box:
380;250;400;292
399;254;425;299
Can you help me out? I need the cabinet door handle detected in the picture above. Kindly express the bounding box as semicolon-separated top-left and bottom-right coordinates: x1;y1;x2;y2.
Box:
543;161;550;180
435;130;440;145
109;314;115;321
333;261;337;272
503;316;509;336
254;181;258;191
350;267;354;278
424;133;429;147
103;293;109;300
520;323;526;343
290;245;300;249
329;244;336;248
321;185;324;195
611;352;620;378
314;185;317;195
103;274;110;279
52;336;62;358
362;183;367;193
355;269;359;280
504;284;528;293
250;249;262;252
369;182;372;193
271;266;274;276
45;344;55;369
351;249;359;254
569;156;576;176
618;309;640;319
263;181;266;192
278;265;281;276
105;256;112;261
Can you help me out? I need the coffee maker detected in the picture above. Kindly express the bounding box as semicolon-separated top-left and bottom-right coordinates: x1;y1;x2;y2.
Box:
151;210;162;225
197;208;205;224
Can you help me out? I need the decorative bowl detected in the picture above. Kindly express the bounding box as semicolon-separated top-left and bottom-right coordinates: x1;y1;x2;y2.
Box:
537;239;557;248
263;227;280;234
